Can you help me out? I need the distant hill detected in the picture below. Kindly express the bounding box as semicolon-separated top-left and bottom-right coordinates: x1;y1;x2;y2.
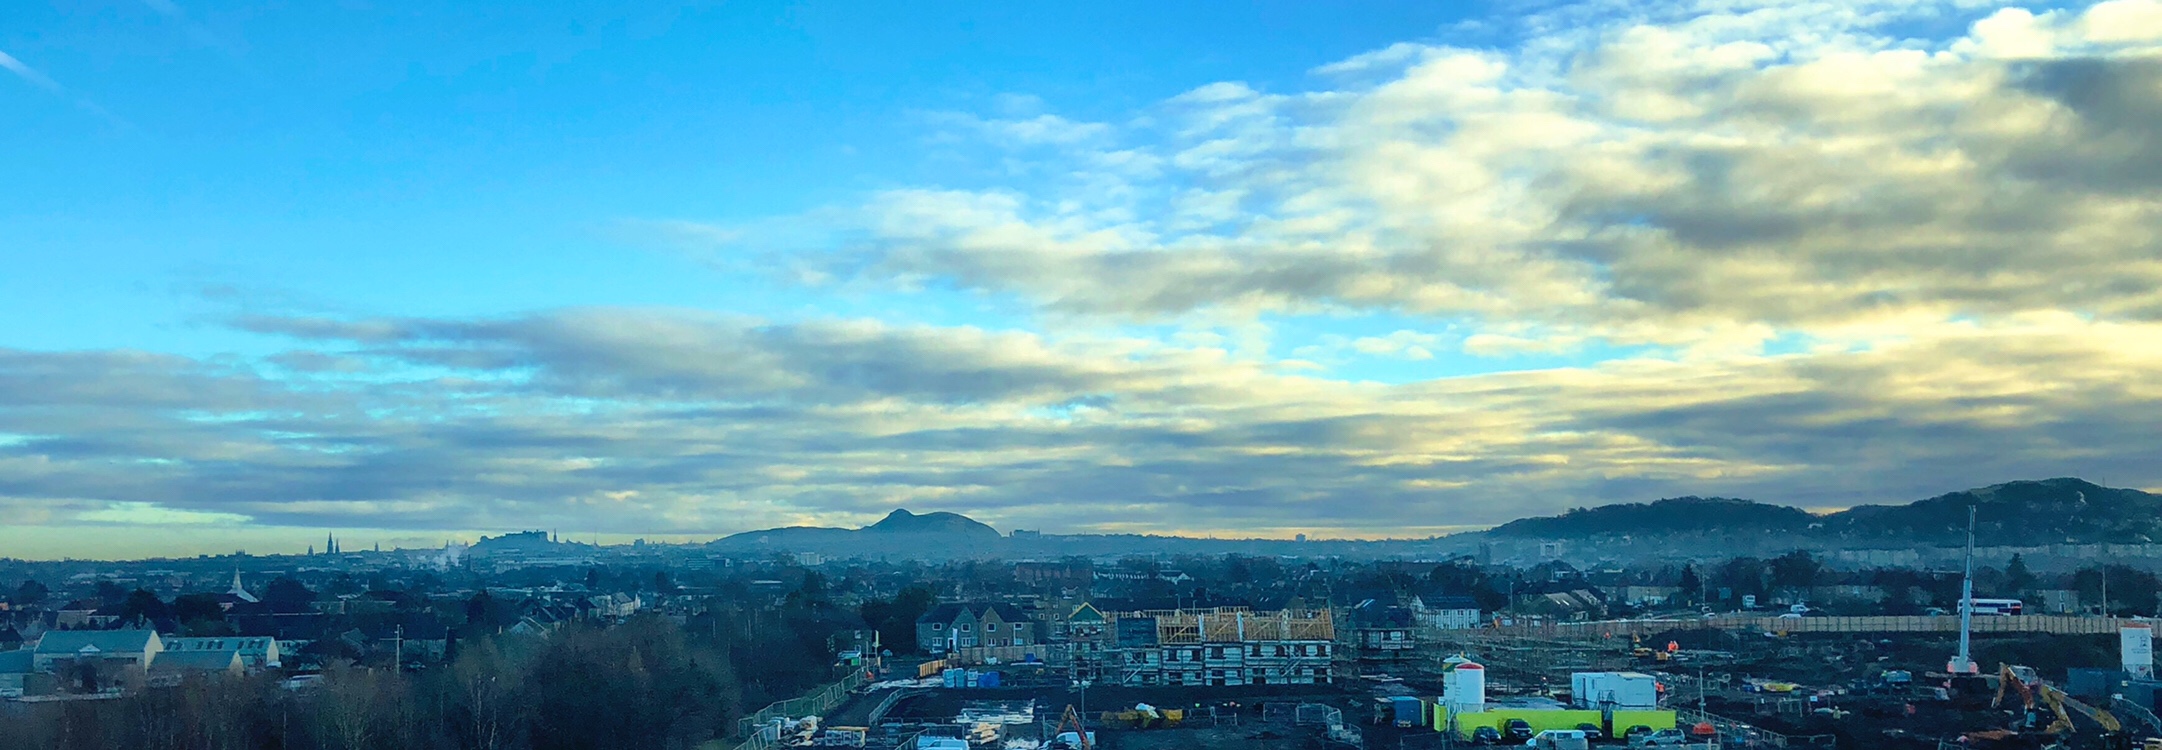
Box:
1822;478;2162;545
1489;496;1816;538
706;508;1002;557
863;509;1002;538
1488;478;2162;546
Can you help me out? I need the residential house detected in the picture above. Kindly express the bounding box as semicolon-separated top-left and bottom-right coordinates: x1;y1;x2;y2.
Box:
916;603;1037;653
1515;589;1608;620
589;592;643;620
975;603;1037;648
55;599;118;629
0;625;24;651
1409;591;1483;630
1346;602;1416;662
919;604;979;652
1615;586;1683;607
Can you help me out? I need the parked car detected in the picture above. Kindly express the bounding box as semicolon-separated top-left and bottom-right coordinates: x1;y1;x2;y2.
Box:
1629;728;1691;746
1573;723;1604;740
1471;726;1502;745
1523;729;1590;750
1621;725;1655;743
1504;719;1534;741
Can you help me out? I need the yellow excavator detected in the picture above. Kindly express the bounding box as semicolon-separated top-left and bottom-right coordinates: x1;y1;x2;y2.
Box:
2039;683;2122;736
1992;664;2129;746
1992;664;2039;714
1630;634;1673;663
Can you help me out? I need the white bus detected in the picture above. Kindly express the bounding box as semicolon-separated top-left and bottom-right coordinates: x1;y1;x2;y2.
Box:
1965;598;2023;616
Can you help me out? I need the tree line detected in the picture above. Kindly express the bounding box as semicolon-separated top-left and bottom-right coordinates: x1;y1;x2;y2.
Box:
0;573;926;750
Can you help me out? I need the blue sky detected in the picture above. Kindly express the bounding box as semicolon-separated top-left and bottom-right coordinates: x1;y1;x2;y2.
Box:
6;0;2162;558
4;1;1480;357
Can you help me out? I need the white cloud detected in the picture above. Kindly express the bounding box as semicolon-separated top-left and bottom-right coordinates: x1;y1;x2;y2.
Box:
803;0;2162;362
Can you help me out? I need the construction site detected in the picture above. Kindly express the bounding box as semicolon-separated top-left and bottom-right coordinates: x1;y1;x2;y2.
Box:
731;613;2160;750
726;517;2162;750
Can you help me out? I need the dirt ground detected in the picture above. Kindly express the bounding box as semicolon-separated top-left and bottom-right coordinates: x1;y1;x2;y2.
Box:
1096;723;1329;750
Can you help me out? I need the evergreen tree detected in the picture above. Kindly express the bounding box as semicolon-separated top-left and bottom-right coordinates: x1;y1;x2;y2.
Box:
10;579;47;607
2004;554;2035;594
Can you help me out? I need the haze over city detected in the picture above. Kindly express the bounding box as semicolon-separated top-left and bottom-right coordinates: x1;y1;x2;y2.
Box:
7;0;2162;559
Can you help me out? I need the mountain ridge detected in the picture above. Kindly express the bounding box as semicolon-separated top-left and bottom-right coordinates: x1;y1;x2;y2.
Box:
1488;477;2161;546
691;477;2158;559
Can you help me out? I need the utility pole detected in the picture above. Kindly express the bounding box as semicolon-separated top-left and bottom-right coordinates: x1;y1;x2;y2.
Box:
395;625;404;670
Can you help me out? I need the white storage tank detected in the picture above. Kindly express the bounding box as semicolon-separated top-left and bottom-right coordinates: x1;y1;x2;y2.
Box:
2126;624;2154;680
1443;658;1486;715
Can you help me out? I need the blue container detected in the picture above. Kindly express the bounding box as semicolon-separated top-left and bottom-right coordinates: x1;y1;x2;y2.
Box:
1392;697;1424;727
979;671;1001;688
2067;669;2122;699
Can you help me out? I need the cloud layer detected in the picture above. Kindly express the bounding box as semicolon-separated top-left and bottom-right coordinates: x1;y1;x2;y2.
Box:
8;0;2162;550
826;0;2162;348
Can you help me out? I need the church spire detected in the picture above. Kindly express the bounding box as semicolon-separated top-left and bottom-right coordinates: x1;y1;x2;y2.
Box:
228;569;258;603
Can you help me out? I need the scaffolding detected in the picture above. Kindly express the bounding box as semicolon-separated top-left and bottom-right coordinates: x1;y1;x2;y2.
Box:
1147;608;1335;644
1081;608;1337;687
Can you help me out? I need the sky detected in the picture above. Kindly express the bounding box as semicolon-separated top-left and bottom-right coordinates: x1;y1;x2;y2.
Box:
4;0;2162;559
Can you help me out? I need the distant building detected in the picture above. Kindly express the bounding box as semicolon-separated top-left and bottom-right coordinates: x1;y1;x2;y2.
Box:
1015;561;1093;586
1347;602;1417;662
165;636;281;670
1073;606;1334;687
1410;592;1483;630
32;629;164;691
0;651;33;698
1808;585;1890;605
150;650;244;679
55;599;118;629
1615;586;1682;607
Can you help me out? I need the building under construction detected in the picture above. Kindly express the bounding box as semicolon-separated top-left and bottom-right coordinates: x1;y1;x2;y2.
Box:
1070;606;1337;687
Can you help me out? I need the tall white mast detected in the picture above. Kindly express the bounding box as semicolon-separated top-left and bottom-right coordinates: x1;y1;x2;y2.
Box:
1949;505;1978;674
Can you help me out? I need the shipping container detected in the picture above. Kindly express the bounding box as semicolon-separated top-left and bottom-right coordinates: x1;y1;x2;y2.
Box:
1572;672;1659;710
2068;668;2124;700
